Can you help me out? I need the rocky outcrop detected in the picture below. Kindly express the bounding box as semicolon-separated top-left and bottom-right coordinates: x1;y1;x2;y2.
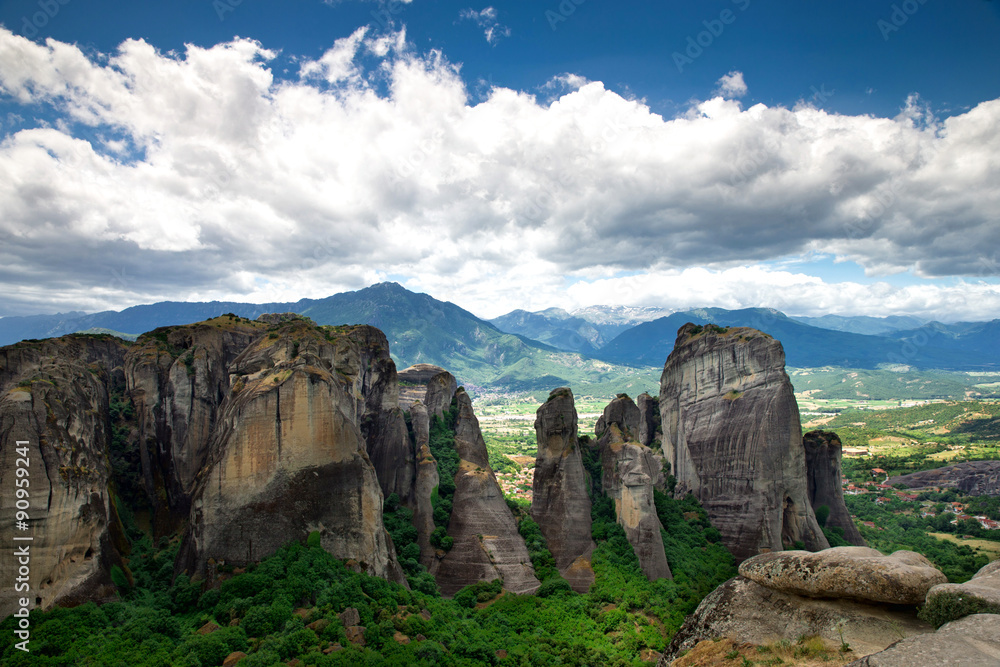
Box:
925;560;1000;614
353;327;414;505
597;395;671;581
0;337;130;618
662;575;935;664
125;318;264;535
803;430;866;546
846;614;1000;667
177;320;406;586
659;323;828;562
636;392;661;448
888;461;1000;497
398;364;457;419
395;364;458;567
739;547;947;605
430;389;540;597
531;387;594;592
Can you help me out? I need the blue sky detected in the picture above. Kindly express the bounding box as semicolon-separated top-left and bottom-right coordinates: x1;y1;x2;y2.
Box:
0;0;998;320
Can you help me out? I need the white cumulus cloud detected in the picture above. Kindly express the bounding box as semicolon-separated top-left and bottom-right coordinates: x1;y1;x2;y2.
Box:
0;27;998;322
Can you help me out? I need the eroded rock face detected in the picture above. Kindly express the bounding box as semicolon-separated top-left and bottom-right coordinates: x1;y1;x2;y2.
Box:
739;547;947;605
125;318;264;535
846;614;1000;667
597;395;671;581
0;338;130;618
888;461;1000;497
353;327;414;505
531;387;594;593
177;320;405;586
925;559;1000;612
662;575;934;665
398;364;457;419
636;392;661;449
659;323;828;561
803;430;866;546
430;389;540;597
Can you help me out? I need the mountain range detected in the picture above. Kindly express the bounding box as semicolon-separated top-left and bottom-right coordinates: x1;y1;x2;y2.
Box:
2;283;999;391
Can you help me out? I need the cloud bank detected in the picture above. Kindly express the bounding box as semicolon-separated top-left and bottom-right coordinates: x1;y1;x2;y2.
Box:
0;28;998;320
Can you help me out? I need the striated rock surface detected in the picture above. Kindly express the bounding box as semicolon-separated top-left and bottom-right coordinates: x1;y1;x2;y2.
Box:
408;401;439;569
925;559;1000;612
0;337;130;618
636;392;661;449
430;389;540;597
353;327;414;504
662;575;934;665
125;317;265;535
888;461;1000;497
659;323;828;562
739;547;947;605
531;387;594;592
177;320;405;585
597;395;671;581
398;364;457;419
846;614;1000;667
803;430;866;546
396;365;458;567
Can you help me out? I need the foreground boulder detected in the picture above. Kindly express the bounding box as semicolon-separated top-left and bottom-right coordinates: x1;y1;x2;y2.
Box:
659;323;828;561
597;395;671;581
662;575;934;664
0;336;130;617
430;390;540;596
531;387;595;593
177;320;406;585
803;430;866;546
739;547;947;605
923;560;1000;623
846;614;1000;667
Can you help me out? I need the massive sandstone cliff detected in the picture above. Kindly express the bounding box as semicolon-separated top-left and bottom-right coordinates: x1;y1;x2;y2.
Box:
176;319;406;586
803;430;866;546
659;324;828;562
429;389;540;597
531;387;595;593
396;364;456;568
124;317;265;535
0;335;130;618
597;395;672;581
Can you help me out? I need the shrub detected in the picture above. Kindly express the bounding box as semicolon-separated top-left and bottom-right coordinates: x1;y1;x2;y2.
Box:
919;591;1000;628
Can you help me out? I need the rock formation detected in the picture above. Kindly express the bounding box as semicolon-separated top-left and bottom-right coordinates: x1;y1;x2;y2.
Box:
738;547;947;605
125;317;264;535
803;430;866;546
659;323;828;561
0;335;130;618
846;614;1000;667
924;559;1000;614
597;395;671;581
398;364;457;419
177;319;406;586
661;574;935;664
888;461;1000;497
395;365;458;569
429;389;540;597
636;392;661;448
531;387;595;592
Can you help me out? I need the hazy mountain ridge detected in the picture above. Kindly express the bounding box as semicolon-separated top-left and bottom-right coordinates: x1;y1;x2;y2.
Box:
4;285;1000;388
